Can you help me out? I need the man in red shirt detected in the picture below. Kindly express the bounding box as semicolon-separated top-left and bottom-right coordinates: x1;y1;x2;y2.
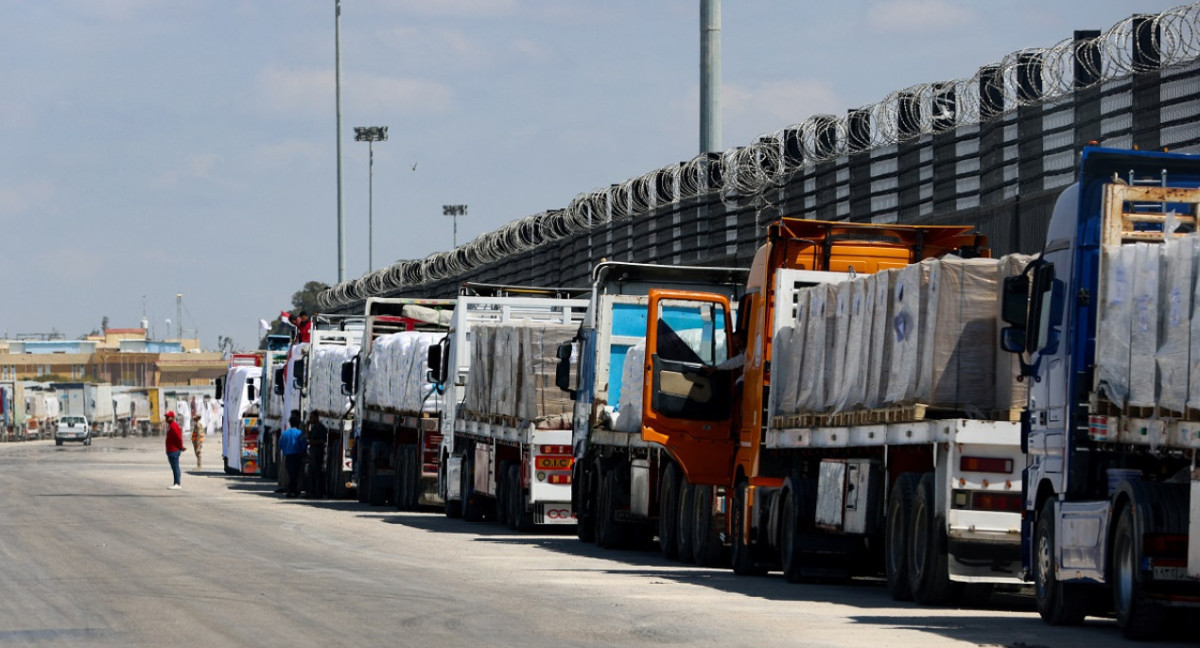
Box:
165;411;184;489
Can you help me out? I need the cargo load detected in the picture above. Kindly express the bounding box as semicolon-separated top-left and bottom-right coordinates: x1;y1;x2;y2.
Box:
462;323;577;427
361;331;443;415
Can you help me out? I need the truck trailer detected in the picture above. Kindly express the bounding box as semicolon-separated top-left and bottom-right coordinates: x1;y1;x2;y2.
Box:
434;287;588;528
349;298;455;508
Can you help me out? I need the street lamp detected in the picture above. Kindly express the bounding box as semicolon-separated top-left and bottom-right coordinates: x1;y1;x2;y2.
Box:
354;125;388;272
443;204;467;248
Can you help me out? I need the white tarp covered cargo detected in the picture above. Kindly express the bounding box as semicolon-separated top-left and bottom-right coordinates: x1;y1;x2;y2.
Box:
362;330;443;414
308;343;360;417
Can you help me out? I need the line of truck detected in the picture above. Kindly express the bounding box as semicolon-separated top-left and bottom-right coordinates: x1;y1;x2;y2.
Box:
222;147;1200;640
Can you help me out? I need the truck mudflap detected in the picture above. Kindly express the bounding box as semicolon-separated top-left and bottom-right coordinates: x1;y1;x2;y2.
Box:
536;502;575;525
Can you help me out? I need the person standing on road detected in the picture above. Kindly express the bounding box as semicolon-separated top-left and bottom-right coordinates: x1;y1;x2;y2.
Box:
165;411;184;490
306;411;329;499
280;411;307;499
190;411;205;469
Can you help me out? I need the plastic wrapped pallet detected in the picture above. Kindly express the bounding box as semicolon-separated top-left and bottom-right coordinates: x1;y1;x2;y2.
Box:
833;278;871;412
795;285;832;412
771;325;798;419
886;259;937;405
1158;235;1194;413
1095;244;1135;407
516;324;577;425
995;254;1035;411
825;281;853;412
774;288;808;418
927;257;999;410
865;269;896;409
1129;243;1160;408
461;327;494;416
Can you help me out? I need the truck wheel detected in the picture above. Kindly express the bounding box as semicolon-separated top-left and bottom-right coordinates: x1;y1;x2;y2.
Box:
397;447;409;510
676;481;696;562
55;438;62;447
780;489;803;583
908;473;955;605
442;459;462;518
597;468;629;549
576;467;597;543
328;437;347;500
496;461;511;526
462;453;484;522
658;463;681;559
509;464;534;532
1033;498;1087;625
730;481;765;576
885;473;919;601
692;485;724;566
1113;502;1165;639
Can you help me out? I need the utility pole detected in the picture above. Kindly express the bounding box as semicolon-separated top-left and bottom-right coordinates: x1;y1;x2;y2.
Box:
700;0;722;154
335;0;346;282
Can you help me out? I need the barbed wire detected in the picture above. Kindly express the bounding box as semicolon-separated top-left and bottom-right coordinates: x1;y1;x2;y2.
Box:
319;3;1200;312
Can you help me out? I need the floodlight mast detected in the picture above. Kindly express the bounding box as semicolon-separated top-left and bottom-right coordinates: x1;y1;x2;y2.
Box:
355;126;388;272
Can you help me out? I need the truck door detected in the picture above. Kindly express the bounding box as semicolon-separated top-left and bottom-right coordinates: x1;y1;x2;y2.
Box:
642;290;735;485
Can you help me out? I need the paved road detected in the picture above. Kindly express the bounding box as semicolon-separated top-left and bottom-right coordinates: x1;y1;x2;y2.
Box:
0;436;1187;648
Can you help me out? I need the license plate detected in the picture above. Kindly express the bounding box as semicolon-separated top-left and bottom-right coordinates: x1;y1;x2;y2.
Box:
1152;565;1188;581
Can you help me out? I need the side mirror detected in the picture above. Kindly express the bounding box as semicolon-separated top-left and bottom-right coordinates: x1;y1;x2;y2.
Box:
427;337;450;385
340;358;358;395
1000;274;1030;327
247;383;257;402
292;359;306;388
555;342;576;398
273;367;285;396
427;344;444;384
1000;326;1026;354
214;376;225;400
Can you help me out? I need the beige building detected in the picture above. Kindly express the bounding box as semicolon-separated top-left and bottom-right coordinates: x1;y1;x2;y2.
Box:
0;329;226;387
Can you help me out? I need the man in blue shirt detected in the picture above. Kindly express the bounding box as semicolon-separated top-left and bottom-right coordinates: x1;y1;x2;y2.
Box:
280;411;308;498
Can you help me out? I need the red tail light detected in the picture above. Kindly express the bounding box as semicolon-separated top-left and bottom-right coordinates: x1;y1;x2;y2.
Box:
960;456;1014;474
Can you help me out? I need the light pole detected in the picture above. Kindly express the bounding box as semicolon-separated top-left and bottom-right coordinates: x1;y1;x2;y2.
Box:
443;204;467;248
355;126;388;272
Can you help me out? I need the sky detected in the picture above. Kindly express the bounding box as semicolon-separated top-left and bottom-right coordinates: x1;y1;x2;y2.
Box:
1;0;1186;351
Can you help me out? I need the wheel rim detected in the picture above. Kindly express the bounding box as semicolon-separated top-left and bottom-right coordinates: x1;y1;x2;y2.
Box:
1036;527;1053;600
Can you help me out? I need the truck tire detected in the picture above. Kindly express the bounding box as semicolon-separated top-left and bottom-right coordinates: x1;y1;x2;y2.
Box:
393;446;408;511
509;463;534;532
676;481;696;562
730;481;765;576
908;472;955;605
596;468;628;549
443;457;462;518
691;485;724;566
780;489;803;583
576;466;597;543
1113;501;1166;639
1033;498;1087;625
328;437;348;500
885;473;919;601
55;438;62;447
462;453;484;522
496;461;511;527
658;463;681;559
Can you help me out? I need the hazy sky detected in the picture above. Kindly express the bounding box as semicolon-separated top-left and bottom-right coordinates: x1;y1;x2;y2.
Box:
1;0;1183;350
